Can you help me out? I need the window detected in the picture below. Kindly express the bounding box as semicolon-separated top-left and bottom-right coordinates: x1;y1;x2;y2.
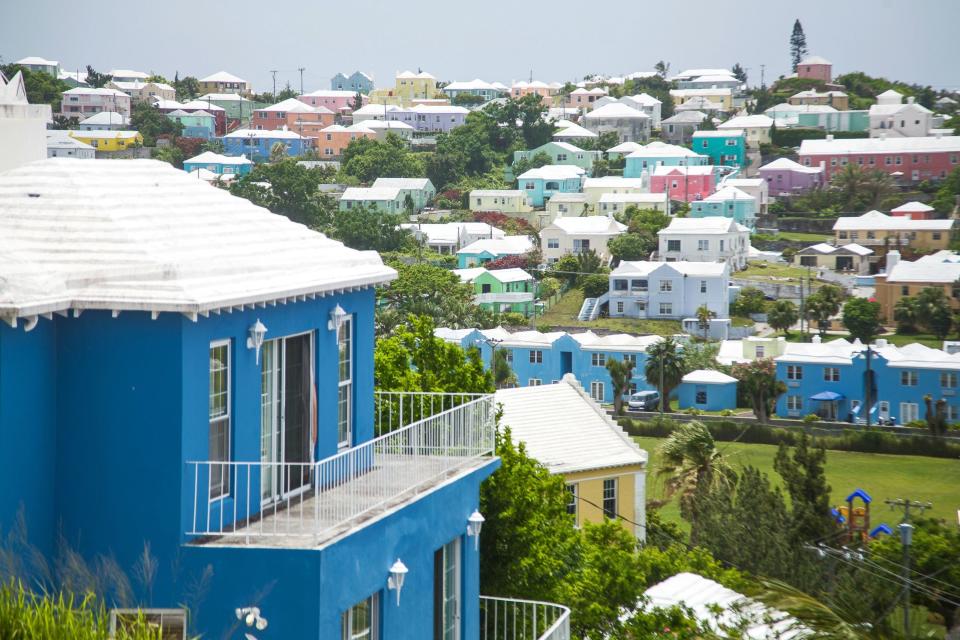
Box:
529;350;542;364
800;255;818;267
602;478;617;519
755;345;765;358
933;232;942;241
667;239;681;252
942;372;957;388
698;239;709;251
824;367;840;382
338;315;354;447
901;285;910;296
659;280;673;292
566;483;578;517
592;353;606;367
901;370;918;386
787;365;803;380
573;239;591;253
900;402;919;423
701;140;708;149
631;279;647;292
504;350;513;364
547;237;559;249
623;353;637;366
616;301;624;313
434;539;461;640
590;380;604;402
111;609;187;640
838;231;848;239
528;378;542;386
659;302;673;315
695;386;707;405
787;395;802;413
342;594;378;640
867;231;876;239
209;341;231;500
614;279;628;291
700;280;707;294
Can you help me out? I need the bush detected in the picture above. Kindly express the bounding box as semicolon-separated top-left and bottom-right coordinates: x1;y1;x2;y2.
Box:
537;323;553;333
802;414;821;423
498;311;527;326
720;409;735;417
730;287;768;316
581;274;609;299
538;276;561;299
771;127;869;148
684;407;702;416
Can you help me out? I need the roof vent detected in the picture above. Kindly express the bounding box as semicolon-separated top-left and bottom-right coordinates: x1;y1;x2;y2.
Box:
825;134;834;142
875;338;888;348
27;193;40;198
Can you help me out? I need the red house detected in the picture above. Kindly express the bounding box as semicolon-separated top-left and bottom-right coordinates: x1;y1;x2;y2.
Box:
798;134;960;184
890;201;936;220
650;165;716;202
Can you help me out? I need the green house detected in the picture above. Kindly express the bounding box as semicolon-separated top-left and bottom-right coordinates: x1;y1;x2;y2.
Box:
454;267;537;315
513;141;600;175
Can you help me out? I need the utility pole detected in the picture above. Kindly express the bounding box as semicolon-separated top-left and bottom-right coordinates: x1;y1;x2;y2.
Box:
865;345;873;427
885;498;932;639
659;347;665;416
298;67;305;96
799;267;806;338
760;64;766;90
270;70;278;98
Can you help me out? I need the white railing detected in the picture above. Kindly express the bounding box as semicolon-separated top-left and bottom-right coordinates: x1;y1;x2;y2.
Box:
480;596;571;640
475;292;535;304
187;392;495;545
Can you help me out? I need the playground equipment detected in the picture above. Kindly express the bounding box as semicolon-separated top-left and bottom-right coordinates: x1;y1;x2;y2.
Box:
832;489;892;544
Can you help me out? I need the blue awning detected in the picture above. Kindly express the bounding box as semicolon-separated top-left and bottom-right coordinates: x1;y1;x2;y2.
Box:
810;391;844;401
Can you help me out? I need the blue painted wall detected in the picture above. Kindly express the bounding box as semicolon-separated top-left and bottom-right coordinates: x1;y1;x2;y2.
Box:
691;133;746;168
183;159;252;176
517;176;583;207
223;136;312;162
677;381;737;411
623;152;708;178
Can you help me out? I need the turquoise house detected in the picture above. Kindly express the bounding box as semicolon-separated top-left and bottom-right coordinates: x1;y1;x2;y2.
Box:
183;151;253;177
797;110;869;133
689;185;757;230
513;142;600;176
516;164;585;207
677;370;738;411
166;109;217;139
691;130;746;168
623;141;710;178
456;236;534;268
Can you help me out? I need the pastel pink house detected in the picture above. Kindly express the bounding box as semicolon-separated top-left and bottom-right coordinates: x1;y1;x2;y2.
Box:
298;90;368;115
798;135;960;183
650;165;716;202
511;80;559;100
797;56;832;83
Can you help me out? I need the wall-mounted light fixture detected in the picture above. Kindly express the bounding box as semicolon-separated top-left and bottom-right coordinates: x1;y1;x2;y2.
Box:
467;510;485;550
235;606;268;633
387;559;408;606
247;319;268;364
328;304;348;333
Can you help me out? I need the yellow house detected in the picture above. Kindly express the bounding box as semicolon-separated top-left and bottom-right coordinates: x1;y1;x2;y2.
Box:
495;375;648;539
669;88;733;110
69;130;143;152
833;210;954;255
369;70;443;107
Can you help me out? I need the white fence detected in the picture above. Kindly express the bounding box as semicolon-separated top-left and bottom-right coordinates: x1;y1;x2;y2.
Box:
480;596;571;640
188;392;496;545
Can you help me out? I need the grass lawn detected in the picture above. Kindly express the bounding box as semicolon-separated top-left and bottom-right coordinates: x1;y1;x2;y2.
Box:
539;289;682;336
635;436;960;527
739;261;814;282
774;231;831;243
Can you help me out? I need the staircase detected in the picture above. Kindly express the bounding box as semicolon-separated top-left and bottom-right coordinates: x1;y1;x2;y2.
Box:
577;293;609;321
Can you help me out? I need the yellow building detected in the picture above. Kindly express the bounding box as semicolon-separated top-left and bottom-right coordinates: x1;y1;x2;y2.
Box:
369;70;443;107
69;130;143;152
873;250;960;323
833;210;954;255
495;375;648;538
669;88;733;110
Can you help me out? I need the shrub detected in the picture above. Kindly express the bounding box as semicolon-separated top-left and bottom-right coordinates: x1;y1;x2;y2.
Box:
581;274;609;299
720;409;735;417
802;414;821;423
684;407;702;416
536;323;553;334
498;311;526;326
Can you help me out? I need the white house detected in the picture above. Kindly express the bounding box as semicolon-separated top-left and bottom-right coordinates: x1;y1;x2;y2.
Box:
869;90;933;138
608;260;730;321
594;94;662;128
582;176;648;212
400;222;504;254
597;192;670;216
469;189;533;214
657;217;751;271
717;114;774;148
720;177;770;216
545;193;589;219
540;216;627;263
582;102;651;143
46;130;95;159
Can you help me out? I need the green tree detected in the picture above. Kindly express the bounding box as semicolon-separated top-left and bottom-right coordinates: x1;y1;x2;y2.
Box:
654;61;670;79
768;299;799;336
931;167;960;214
511;151;552;178
229;159;337;227
549;253;581;287
340;134;424;183
894;296;921;333
171;72;200;101
644;337;686;409
841;297;883;343
730;287;767;316
84;65;113;88
379;263;480;329
831;164;866;211
451;93;485;107
492;348;517;389
731;62;747;84
575;249;603;281
151;145;184;168
608;232;655;262
680;342;720;373
268;141;287;162
0;64;69;111
732;358;785;423
923;394;949;436
129;102;181;146
805;284;844;338
622;207;671;236
423;149;466;192
774;433;836;546
694;304;716;341
656;421;735;522
790;19;809;71
915;286;954;339
329;205;413;252
581;273;609;299
605;358;635;415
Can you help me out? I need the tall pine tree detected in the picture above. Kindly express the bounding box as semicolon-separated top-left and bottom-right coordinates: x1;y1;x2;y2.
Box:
790;19;809;72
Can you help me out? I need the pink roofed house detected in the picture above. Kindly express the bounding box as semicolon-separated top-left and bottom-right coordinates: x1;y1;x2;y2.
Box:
650;165;716;202
758;157;825;195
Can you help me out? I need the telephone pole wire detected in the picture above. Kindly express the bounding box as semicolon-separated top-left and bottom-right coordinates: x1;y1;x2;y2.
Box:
885;498;931;638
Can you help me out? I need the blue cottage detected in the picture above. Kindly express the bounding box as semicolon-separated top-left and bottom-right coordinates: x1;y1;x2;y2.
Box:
0;159;562;639
677;369;738;411
223;128;313;161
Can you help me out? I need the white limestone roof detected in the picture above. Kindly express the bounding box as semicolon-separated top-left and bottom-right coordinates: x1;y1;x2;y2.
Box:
628;92;662;106
840;242;873;256
69;130;140;140
759;157;823;173
767;103;838;114
107;69;149;79
673;68;735;79
885;259;960;284
583;176;645;189
717;340;750;366
661;110;708;124
627;141;704;158
517;165;585;180
16;56;58;66
302;89;361;98
260;98;328;113
891;201;935;213
485;268;533;283
186;167;220;181
703;186;755;202
180;99;226;112
495;376;648;475
599;193;669;205
870;101;932;116
45;131;94;150
691;75;739;84
340;186;402;201
571;330;662;352
363;119;414;130
444;79;501;91
408;104;469;114
457;236;533;256
799;55;831;65
224;128;307;140
547;141;588;153
670;88;733;97
547;193;587;203
345;123;376;134
643;573;808;640
110;80;175;92
776;337;960;371
470;189;526;198
693;129;744;138
658;217;742;235
58;70;88;83
153;98;184;109
63;87;129;97
197;93;249;102
184;151;252;165
718;114;774;129
372;177;433;190
0;160;395;320
79;111;128;126
583;102;650;119
652;165;715;176
612;260;727;277
799;242;873;256
201;71;247;83
607;141;643;154
801;135;960;155
545;216;627;235
833;210;953;231
552;122;597;138
400;222;503;245
452;267;486;282
723;178;765;188
682;369;737;384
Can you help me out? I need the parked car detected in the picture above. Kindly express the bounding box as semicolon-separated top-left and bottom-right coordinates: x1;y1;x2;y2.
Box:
627;390;660;411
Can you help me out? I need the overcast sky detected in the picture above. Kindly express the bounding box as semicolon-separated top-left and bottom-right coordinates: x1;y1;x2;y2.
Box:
3;0;958;93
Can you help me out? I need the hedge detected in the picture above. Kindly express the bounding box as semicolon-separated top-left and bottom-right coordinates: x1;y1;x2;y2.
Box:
619;417;960;459
771;128;868;148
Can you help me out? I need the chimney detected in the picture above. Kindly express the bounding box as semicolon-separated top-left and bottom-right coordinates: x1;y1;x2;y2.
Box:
875;338;888;348
825;134;834;142
886;250;901;272
813;335;822;344
907;96;915;105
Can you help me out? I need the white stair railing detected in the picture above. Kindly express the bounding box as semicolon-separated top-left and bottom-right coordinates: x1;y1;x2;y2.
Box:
480;596;571;640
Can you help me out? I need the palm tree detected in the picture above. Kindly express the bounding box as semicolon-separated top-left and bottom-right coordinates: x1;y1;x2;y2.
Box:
861;169;895;210
656;421;735;521
644;337;686;411
605;357;635;415
269;141;287;163
831;164;866;211
893;296;920;333
695;304;716;341
768;299;799;336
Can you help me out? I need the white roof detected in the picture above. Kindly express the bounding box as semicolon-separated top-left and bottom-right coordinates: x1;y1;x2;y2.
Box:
495;376;648;475
485;268;533;283
703;186;755;202
583;176;646;189
69;130;140;140
612;260;727;277
800;242;872;256
627;141;705;159
606;141;643;154
198;93;249;102
776;337;960;371
671;88;733;97
599;193;670;205
673;68;735;79
302;89;360;98
627;92;662;106
407;104;469;114
372;177;433;191
800;135;960;155
340;186;402;201
547;193;587;203
364;119;414;130
718;114;774;129
200;71;247;83
17;56;58;66
400;222;503;245
63;87;129;97
547;141;588;153
45;131;94;150
891;201;935;213
659;217;745;235
110;80;175;92
661;110;708;124
470;189;526;198
693;129;744;138
457;236;533;256
259;98;330;114
652;165;715;176
885;258;960;284
184;151;252;165
451;267;486;282
0;160;395;319
682;369;737;384
799;55;831;65
723;178;765;188
224;128;307;140
691;74;740;83
545;216;627;235
643;573;808;640
443;79;501;91
180;99;226;112
552;122;597;139
833;209;953;231
759;157;823;174
107;69;149;79
79;111;128;126
583;102;650;120
517;165;585;181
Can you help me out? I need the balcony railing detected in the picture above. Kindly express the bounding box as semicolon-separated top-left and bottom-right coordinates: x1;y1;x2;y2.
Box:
475;292;535;304
187;392;495;546
480;596;571;640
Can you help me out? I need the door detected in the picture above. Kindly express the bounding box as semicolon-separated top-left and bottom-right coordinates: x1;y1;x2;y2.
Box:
434;539;461;640
879;401;890;421
560;351;573;375
261;333;314;505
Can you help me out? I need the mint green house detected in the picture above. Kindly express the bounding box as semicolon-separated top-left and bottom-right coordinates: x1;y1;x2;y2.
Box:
454;267;537;315
689;185;757;230
797;110;869;132
513;141;600;175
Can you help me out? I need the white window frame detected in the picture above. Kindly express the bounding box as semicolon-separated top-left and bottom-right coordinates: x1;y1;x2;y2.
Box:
659;280;673;292
900;402;919;423
529;350;542;364
591;353;606;367
787;365;803;380
342;593;379;640
566;483;578;519
602;478;617;519
209;340;231;501
439;538;462;640
941;372;957;388
698;239;709;251
787;395;802;412
824;367;840;382
528;378;542;386
659;302;672;316
590;380;604;402
901;370;918;387
338;315;354;448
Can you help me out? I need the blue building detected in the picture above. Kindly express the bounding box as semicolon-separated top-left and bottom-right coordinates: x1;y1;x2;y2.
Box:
691;130;746;168
456;235;535;268
622;141;709;178
773;337;960;425
183;150;254;177
331;71;374;95
0;158;556;640
436;326;665;404
223;128;312;162
677;369;738;411
689;185;758;230
516;164;585;207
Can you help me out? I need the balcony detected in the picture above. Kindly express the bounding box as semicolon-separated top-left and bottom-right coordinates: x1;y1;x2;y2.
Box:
187;392;496;547
475;291;535;304
480;596;571;640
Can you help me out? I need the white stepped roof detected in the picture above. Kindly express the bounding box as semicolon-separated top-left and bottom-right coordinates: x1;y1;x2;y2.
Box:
495;375;648;475
546;216;627;234
372;177;433;190
63;87;129;97
260;97;332;114
302;89;361;98
224;128;307;140
46;131;94;150
833;210;953;231
400;222;502;244
443;79;501;91
517;165;585;180
612;260;727;277
801;135;960;155
719;114;774;129
703;186;755;202
457;236;533;256
599;193;669;205
107;69;149;79
0;160;395;320
200;71;247;83
891;201;935;213
627;141;704;158
16;56;58;66
552;122;597;139
184;151;252;165
583;176;645;189
799;55;831;65
652;164;714;176
759;157;823;173
659;217;744;235
682;369;737;384
180;99;226;112
79;111;128;126
583;102;650;119
607;141;643;154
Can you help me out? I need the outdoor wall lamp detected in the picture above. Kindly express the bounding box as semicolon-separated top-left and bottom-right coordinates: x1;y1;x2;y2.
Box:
467;510;485;550
387;559;408;606
328;304;348;333
235;606;268;632
247;319;268;365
